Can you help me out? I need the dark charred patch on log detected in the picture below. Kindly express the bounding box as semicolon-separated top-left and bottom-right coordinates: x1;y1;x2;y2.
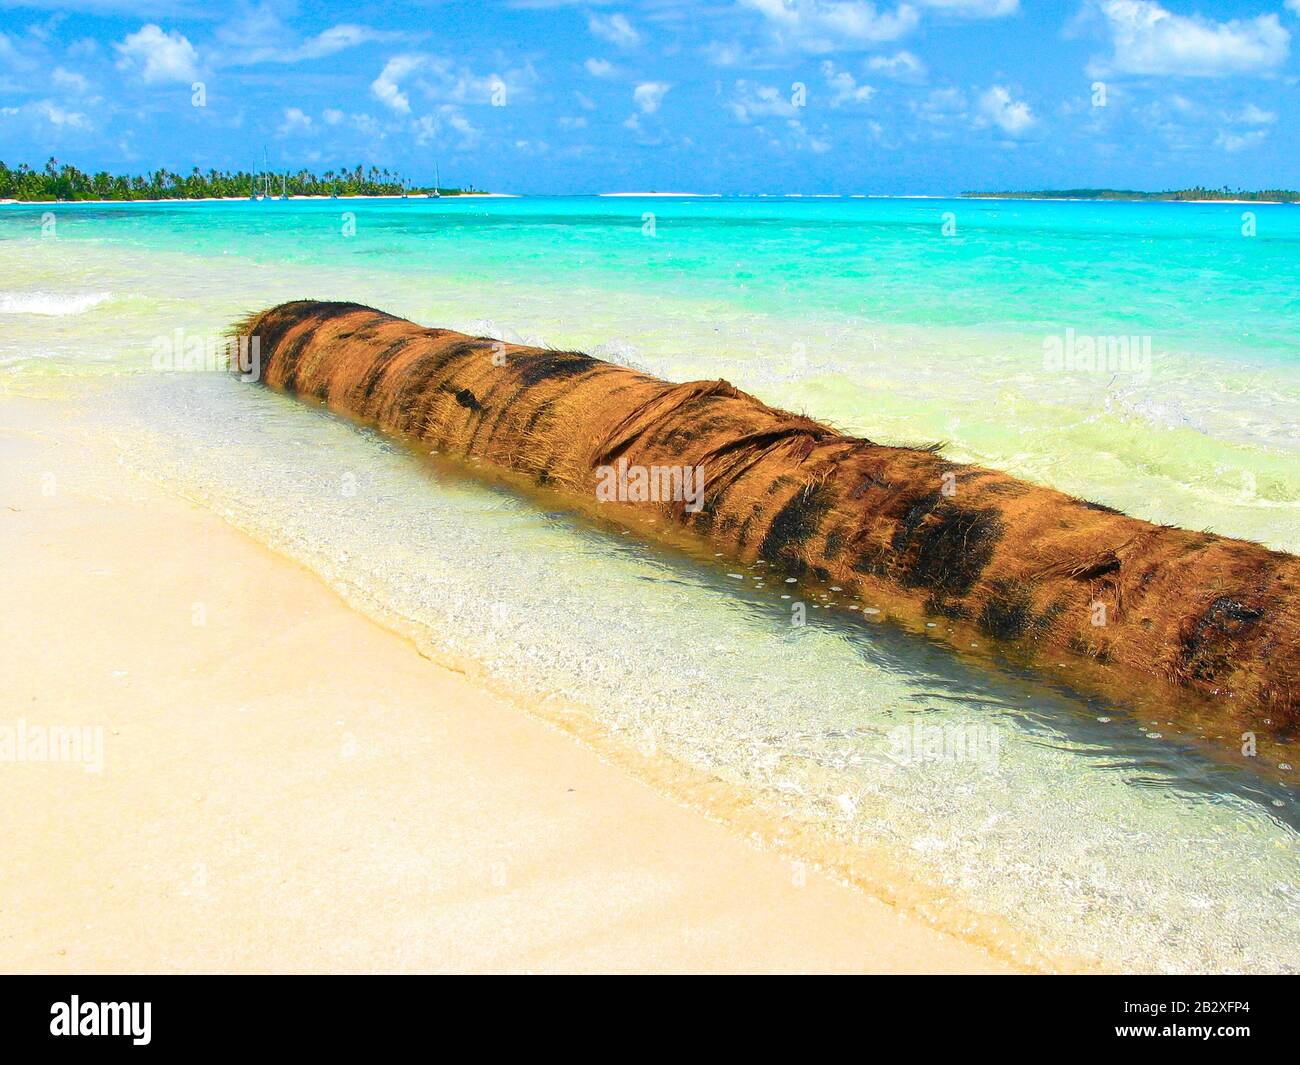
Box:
453;387;481;411
696;449;761;516
250;313;302;361
849;472;891;499
265;307;393;393
1035;550;1124;582
276;330;315;394
849;544;888;579
978;581;1036;641
696;414;740;434
736;502;769;550
812;565;831;582
467;381;515;449
1078;498;1123;515
686;498;716;535
520;398;556;438
429;339;489;375
1179;596;1264;680
514;352;597;388
890;491;943;553
1072;554;1122;581
702;427;828;468
758;483;836;577
824;526;848;561
654;424;698;456
890;495;1005;598
1036;597;1069;633
924;595;968;620
385;352;452;433
256;300;377;351
353;337;413;408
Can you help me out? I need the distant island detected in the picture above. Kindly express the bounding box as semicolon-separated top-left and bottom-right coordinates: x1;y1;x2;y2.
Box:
962;186;1299;203
0;158;483;202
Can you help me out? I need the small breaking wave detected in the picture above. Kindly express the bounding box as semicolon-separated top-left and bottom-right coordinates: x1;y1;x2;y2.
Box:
0;291;112;316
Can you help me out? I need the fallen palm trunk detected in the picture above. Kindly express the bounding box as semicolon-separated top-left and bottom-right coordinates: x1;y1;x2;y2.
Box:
233;300;1300;734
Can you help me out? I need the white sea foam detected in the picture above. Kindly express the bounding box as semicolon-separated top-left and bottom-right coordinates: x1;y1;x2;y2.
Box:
0;291;112;316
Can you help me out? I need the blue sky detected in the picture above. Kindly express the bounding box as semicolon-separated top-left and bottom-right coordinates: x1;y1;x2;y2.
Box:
1;0;1297;193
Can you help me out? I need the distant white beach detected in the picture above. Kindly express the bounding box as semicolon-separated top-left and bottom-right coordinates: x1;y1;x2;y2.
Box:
599;191;720;197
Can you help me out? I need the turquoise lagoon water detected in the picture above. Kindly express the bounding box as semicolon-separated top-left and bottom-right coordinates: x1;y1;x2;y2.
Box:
2;196;1297;971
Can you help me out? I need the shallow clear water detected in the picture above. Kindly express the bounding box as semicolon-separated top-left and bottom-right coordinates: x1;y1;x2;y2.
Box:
3;197;1297;971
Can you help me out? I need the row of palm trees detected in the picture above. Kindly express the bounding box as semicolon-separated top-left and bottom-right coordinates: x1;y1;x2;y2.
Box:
0;159;476;201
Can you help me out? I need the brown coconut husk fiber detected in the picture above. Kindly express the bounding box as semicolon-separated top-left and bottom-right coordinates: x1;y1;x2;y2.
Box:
232;300;1300;737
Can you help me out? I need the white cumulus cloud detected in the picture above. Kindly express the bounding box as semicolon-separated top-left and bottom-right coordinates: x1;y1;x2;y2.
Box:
1237;103;1276;125
51;67;92;95
915;0;1017;15
254;25;405;65
372;54;531;113
633;81;671;113
372;54;422;112
865;49;926;80
588;13;641;48
977;85;1034;134
1093;0;1290;77
729;80;800;122
276;106;312;135
741;0;921;53
114;24;199;84
34;99;91;129
821;60;874;105
1216;128;1267;152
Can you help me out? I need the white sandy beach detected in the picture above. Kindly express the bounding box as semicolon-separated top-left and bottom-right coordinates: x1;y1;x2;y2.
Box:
0;396;1015;974
599;191;720;197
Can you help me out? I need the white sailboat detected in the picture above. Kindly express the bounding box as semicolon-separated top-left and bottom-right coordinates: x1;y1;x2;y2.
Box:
431;161;441;199
255;147;270;201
